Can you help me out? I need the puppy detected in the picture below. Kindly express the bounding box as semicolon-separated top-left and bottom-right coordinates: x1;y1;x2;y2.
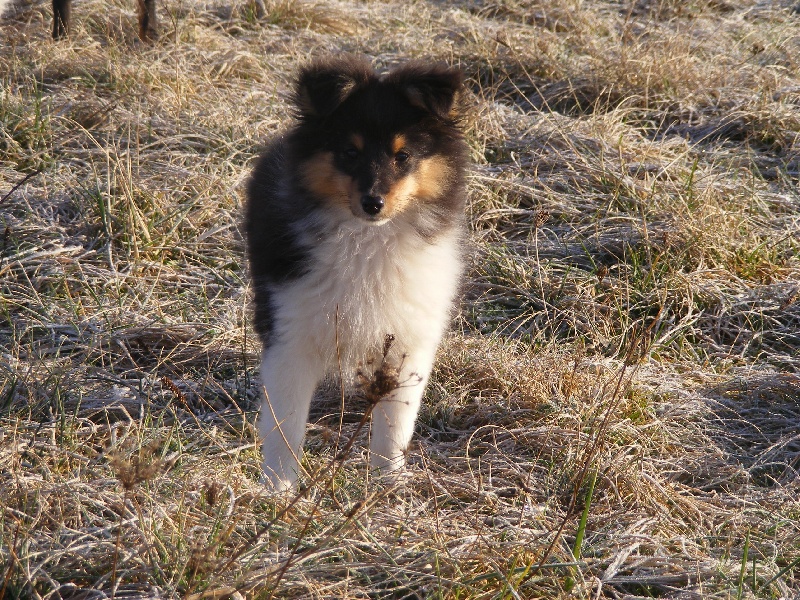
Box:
245;56;467;491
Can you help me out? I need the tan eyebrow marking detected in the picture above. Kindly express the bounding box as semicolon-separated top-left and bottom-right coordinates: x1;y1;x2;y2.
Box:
391;134;407;154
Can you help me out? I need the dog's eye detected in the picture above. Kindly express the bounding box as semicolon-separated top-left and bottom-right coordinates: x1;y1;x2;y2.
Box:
395;150;410;163
343;147;360;160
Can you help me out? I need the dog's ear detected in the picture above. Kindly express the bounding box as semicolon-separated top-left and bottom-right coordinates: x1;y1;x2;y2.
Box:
387;62;463;120
293;56;373;118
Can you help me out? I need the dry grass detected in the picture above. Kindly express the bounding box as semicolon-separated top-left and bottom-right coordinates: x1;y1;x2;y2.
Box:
2;0;800;598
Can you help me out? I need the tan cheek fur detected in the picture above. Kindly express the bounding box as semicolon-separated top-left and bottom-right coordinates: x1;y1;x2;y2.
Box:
384;156;453;216
301;152;358;210
302;153;454;220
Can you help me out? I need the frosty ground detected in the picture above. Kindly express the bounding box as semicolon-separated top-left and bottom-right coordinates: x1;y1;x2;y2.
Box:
1;0;799;598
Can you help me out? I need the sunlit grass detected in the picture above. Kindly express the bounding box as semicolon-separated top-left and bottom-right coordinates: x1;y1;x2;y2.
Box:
1;0;799;597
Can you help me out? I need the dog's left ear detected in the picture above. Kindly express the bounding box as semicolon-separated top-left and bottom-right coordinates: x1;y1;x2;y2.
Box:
387;62;463;120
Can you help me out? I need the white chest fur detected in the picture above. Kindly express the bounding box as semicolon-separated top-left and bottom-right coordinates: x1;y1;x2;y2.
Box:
268;218;462;375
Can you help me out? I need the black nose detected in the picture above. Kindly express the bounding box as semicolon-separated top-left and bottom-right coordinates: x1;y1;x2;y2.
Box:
360;195;385;216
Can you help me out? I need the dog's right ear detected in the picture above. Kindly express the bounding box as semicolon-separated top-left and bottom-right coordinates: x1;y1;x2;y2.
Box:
293;56;373;118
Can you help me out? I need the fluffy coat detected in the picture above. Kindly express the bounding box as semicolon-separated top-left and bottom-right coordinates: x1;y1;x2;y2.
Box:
245;56;467;490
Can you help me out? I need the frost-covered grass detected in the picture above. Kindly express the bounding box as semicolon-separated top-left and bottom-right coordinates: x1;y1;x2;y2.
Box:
1;0;799;597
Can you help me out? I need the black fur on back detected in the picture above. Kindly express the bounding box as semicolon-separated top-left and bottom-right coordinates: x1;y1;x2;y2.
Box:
245;138;313;344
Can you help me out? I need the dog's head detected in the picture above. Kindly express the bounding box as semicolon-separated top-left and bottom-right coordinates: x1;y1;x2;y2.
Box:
290;56;466;225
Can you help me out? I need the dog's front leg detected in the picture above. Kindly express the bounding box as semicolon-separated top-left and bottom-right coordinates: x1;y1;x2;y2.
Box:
368;347;437;477
259;345;322;491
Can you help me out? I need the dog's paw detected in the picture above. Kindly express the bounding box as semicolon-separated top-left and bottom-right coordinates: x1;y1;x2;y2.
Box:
260;466;298;494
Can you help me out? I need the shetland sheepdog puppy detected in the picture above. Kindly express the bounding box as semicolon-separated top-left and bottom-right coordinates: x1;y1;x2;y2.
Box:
245;56;468;491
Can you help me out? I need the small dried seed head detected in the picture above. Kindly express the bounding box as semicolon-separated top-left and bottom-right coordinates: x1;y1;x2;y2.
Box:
355;334;403;405
110;452;162;491
204;480;223;507
109;442;163;491
534;211;550;229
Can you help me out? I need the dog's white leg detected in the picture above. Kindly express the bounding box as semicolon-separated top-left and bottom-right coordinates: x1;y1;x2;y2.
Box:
259;345;322;491
369;346;437;476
